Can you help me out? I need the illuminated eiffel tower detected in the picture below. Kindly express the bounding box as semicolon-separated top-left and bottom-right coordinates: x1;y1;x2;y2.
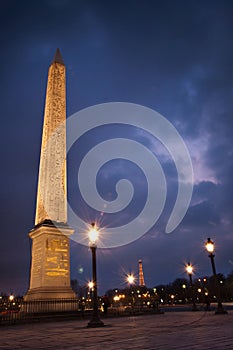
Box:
138;259;145;287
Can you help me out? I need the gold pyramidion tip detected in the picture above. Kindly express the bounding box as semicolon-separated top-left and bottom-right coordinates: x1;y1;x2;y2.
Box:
53;48;64;65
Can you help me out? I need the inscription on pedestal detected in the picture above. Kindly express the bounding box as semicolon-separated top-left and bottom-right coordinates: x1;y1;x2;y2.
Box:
30;236;44;289
45;237;69;280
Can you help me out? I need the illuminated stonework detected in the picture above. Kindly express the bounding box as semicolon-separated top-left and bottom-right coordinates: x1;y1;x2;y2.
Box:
35;50;67;225
45;238;69;278
27;224;74;298
25;50;76;301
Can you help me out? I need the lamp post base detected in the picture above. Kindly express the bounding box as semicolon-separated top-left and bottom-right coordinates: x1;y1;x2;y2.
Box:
215;303;228;315
87;316;105;328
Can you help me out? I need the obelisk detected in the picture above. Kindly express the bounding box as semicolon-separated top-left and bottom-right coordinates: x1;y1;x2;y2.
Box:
25;49;76;300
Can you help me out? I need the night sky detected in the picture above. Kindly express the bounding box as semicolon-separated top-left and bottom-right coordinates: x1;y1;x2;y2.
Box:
1;0;233;296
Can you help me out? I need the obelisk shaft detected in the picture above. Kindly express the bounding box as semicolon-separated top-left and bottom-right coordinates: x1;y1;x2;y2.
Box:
35;48;67;225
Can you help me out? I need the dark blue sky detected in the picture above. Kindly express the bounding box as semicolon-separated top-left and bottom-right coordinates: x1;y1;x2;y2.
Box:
1;0;233;295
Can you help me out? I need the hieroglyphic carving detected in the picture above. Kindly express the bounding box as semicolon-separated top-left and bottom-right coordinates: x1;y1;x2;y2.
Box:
45;237;69;281
35;60;67;225
30;237;43;289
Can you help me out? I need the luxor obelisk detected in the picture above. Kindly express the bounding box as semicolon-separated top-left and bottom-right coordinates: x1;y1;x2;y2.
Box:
25;49;76;300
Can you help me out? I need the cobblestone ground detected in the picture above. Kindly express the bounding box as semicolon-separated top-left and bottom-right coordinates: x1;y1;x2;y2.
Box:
0;311;232;350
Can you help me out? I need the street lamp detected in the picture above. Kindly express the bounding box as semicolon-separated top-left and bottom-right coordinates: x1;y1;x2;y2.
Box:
87;223;104;327
9;294;14;301
87;281;94;306
185;263;198;311
205;238;228;314
127;274;135;285
127;274;135;308
88;281;94;291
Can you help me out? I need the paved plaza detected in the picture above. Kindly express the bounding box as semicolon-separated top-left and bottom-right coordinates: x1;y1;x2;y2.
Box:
0;310;232;350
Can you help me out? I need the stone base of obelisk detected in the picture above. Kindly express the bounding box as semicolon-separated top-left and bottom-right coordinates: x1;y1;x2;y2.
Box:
24;286;76;300
24;287;77;313
24;220;77;310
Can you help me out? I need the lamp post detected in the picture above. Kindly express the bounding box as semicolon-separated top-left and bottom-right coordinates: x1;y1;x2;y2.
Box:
205;238;227;315
127;274;135;308
87;281;94;308
186;263;198;311
87;223;104;327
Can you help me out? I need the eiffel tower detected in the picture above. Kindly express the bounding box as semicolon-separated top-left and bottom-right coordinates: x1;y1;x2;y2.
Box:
138;259;145;287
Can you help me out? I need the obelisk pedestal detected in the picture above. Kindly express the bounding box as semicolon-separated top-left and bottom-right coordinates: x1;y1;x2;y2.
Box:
25;221;75;300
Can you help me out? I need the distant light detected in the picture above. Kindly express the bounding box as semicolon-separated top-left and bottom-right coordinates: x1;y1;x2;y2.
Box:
88;281;94;289
198;288;202;293
186;263;193;275
127;274;135;285
9;295;14;301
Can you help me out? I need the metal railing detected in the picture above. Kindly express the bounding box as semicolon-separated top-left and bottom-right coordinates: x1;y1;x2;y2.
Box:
0;298;81;325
